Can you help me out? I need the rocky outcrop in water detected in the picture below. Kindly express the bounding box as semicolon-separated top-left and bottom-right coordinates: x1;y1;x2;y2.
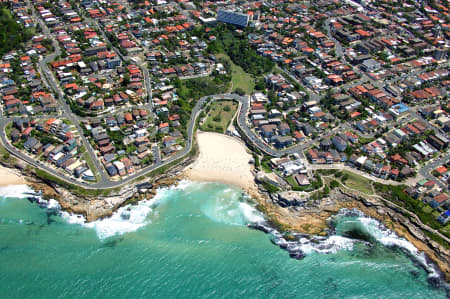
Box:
254;187;450;283
337;189;450;281
53;184;135;222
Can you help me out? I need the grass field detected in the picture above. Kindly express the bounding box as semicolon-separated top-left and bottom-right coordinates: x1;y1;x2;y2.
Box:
202;100;238;133
443;224;450;234
261;159;273;173
217;53;255;94
83;152;100;182
341;170;373;195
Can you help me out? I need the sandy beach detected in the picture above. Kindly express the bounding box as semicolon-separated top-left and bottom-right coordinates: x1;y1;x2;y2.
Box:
184;132;258;194
0;165;26;186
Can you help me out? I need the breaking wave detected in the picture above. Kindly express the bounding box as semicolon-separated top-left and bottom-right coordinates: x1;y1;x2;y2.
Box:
0;185;37;199
0;183;169;240
239;201;265;224
76;181;266;239
199;186;265;226
18;180;266;240
65;187;171;240
2;182;443;284
251;208;442;282
350;209;440;279
83;201;154;240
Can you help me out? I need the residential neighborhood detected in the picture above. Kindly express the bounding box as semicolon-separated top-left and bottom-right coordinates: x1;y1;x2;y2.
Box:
2;0;450;294
0;0;449;232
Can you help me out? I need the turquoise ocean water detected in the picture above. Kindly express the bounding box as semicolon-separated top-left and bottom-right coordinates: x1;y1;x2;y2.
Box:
0;181;447;298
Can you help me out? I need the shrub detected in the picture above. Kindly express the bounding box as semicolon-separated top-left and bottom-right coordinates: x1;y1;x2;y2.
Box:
342;173;349;182
323;185;330;196
261;181;280;193
329;180;340;189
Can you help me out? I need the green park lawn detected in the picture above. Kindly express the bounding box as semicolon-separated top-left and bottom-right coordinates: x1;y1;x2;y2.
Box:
201;100;238;133
341;170;374;195
217;53;255;94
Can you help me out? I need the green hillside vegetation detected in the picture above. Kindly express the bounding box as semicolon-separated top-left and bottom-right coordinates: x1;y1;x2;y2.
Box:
217;53;255;94
0;5;34;56
206;25;274;76
175;76;230;100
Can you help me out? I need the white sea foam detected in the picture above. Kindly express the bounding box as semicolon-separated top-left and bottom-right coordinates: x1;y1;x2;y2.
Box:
46;198;60;210
84;202;153;240
267;208;441;281
84;181;251;239
175;179;196;190
200;185;265;226
331;209;440;278
174;180;265;226
33;181;218;239
201;196;243;225
80;189;172;239
320;235;355;253
0;182;172;239
60;211;86;225
0;185;36;199
284;235;356;256
238;202;265;224
356;214;440;278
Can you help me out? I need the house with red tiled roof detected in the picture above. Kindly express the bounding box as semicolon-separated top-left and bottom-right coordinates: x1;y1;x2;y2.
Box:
124;113;133;123
390;153;408;165
423;180;436;189
430;193;449;209
390;168;399;179
435;166;448;175
294;131;305;142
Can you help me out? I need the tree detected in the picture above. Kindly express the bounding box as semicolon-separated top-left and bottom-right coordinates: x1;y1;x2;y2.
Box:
255;79;265;90
342;173;349;182
0;5;34;56
323;185;330;196
122;74;130;86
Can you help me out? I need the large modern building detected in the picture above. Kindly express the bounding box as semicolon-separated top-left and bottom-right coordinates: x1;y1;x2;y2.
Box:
217;10;249;27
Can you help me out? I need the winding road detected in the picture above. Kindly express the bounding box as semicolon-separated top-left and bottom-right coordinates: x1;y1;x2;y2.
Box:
0;93;258;189
2;1;447;192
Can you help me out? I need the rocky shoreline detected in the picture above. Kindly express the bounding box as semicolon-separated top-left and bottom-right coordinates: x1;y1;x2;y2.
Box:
1;153;449;283
0;152;195;222
252;187;450;283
